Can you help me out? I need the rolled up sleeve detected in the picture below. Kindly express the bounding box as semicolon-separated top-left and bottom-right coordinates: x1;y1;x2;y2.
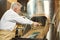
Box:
13;15;33;25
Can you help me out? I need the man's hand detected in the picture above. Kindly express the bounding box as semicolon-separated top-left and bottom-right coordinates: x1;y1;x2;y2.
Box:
32;22;42;27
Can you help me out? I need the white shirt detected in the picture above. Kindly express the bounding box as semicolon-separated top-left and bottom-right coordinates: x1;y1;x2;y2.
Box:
0;9;33;31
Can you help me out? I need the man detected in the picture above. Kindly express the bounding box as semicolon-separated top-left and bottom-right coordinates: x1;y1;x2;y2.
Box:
0;2;40;40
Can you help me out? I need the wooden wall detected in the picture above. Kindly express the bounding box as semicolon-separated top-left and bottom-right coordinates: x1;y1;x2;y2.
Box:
0;0;7;19
58;0;60;21
51;0;59;40
7;0;17;10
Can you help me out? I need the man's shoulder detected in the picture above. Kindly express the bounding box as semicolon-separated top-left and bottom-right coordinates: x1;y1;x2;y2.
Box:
4;9;11;14
5;9;14;15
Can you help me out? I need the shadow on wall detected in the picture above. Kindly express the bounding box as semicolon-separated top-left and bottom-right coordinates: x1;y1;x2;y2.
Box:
0;0;7;19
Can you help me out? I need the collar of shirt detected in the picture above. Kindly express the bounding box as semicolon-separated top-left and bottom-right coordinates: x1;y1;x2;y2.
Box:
9;8;17;14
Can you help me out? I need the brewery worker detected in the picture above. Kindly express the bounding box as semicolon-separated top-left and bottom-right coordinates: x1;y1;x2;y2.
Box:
0;2;40;40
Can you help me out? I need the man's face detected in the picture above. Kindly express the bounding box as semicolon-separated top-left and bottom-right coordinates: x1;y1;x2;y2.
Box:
16;6;22;14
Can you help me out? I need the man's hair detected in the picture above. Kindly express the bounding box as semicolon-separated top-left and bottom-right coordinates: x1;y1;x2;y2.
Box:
10;2;22;9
